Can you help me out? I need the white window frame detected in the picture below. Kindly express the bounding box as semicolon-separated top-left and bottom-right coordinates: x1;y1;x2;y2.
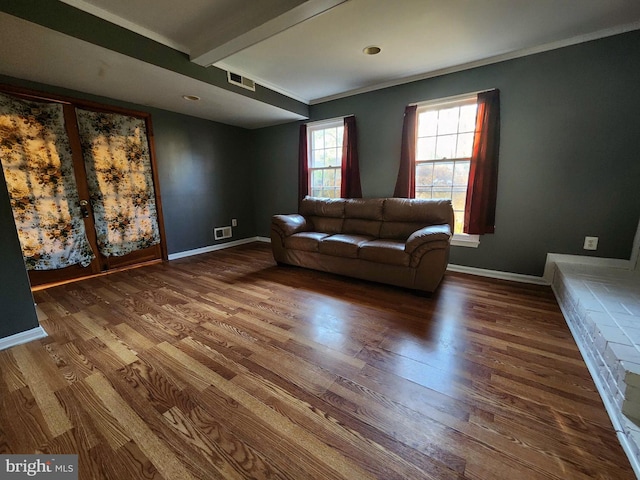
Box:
415;93;481;248
307;118;344;199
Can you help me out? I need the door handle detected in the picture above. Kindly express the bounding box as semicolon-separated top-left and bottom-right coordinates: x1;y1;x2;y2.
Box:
79;199;90;218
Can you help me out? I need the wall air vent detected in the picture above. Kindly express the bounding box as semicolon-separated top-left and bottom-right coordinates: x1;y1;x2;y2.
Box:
227;71;256;92
214;226;232;240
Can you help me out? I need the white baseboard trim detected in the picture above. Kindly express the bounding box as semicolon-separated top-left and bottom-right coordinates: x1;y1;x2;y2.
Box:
256;236;271;243
0;326;48;351
543;253;631;284
168;237;263;260
447;264;548;285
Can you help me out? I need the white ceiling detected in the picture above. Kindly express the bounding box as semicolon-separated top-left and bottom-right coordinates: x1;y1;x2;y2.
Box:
0;13;305;129
2;0;640;127
226;0;640;103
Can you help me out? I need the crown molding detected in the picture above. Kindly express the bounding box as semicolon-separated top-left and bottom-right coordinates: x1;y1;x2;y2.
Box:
311;20;640;105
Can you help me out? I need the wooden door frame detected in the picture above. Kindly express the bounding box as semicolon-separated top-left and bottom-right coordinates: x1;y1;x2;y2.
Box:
0;83;169;287
72;101;169;267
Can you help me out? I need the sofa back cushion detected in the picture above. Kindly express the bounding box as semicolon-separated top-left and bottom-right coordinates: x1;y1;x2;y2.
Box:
379;221;429;240
380;198;454;240
300;197;345;233
343;218;382;237
342;198;384;237
299;196;454;240
300;197;346;217
382;198;453;224
344;198;384;219
310;217;344;234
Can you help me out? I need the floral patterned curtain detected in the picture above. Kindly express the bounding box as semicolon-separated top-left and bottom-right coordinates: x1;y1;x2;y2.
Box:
76;109;160;257
0;93;95;270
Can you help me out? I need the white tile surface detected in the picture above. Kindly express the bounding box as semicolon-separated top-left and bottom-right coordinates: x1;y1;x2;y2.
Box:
553;262;640;475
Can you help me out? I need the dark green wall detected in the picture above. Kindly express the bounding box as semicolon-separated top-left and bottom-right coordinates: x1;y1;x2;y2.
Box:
251;121;301;234
251;31;640;276
152;111;254;253
0;168;39;338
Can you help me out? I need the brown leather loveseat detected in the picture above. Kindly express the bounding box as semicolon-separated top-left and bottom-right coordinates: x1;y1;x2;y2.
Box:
270;196;454;293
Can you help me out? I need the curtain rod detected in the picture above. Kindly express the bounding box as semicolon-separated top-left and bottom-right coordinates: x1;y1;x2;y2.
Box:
409;88;496;107
305;114;355;126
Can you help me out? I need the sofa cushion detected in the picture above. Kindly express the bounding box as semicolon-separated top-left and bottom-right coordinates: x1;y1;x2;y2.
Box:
344;198;384;220
300;196;345;217
379;221;428;240
342;195;383;239
383;198;453;225
285;232;330;252
319;234;374;258
308;216;344;234
380;198;454;240
359;239;410;267
343;218;382;237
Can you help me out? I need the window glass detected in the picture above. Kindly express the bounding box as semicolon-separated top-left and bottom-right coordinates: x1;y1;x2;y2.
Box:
308;120;343;198
416;96;477;235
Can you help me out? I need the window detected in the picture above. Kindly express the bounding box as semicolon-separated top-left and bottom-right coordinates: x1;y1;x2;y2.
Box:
415;94;479;244
308;119;344;198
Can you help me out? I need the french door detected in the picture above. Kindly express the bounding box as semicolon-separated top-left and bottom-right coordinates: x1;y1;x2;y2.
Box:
0;86;167;288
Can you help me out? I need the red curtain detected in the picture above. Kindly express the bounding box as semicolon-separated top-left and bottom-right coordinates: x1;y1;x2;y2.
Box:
464;89;500;235
340;115;362;198
393;105;418;198
298;123;308;205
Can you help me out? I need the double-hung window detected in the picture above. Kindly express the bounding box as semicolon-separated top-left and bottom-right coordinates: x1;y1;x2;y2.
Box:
415;94;479;245
307;119;344;198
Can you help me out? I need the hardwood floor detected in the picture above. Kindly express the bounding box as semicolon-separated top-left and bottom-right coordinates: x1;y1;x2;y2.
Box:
0;242;634;479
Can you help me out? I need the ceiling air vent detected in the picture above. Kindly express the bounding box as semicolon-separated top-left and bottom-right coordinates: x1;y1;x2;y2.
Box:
227;71;256;92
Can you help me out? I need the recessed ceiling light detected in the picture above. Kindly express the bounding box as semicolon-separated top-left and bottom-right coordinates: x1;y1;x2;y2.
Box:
182;94;200;101
363;46;381;55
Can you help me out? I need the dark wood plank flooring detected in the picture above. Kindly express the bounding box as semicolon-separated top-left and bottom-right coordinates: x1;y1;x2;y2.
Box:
0;242;634;479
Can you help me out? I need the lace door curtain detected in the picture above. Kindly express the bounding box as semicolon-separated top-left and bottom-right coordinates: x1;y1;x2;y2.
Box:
0;93;95;270
76;109;160;257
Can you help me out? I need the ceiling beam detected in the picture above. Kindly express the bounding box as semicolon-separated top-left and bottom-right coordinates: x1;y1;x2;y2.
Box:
190;0;348;67
0;0;309;117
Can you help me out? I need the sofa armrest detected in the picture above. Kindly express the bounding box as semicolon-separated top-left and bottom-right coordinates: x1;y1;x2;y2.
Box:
405;224;452;255
271;214;310;238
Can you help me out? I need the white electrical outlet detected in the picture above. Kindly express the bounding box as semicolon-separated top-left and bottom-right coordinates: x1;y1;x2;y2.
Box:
231;218;237;227
583;236;598;250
